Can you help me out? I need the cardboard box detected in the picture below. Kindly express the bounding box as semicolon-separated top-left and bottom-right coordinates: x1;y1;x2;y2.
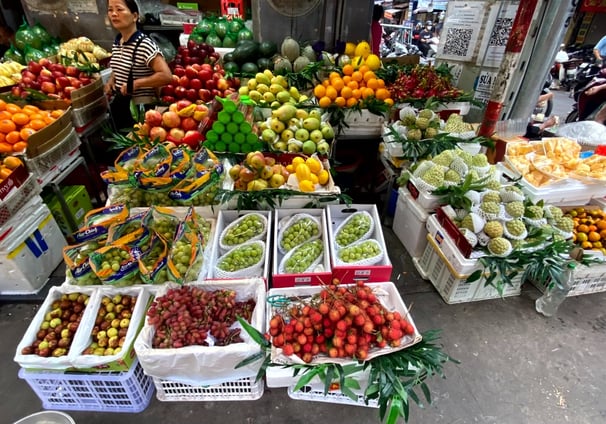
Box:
326;204;393;283
70;78;104;110
26;107;73;158
0;164;29;202
271;208;332;288
44;185;94;237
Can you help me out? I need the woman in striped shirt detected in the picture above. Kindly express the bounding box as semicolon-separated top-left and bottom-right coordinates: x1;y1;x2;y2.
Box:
105;0;171;128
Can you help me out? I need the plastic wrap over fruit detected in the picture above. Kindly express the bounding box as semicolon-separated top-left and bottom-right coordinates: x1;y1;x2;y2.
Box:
107;211;147;245
139;233;169;285
277;213;321;254
279;239;324;274
89;244;141;286
73;204;129;244
215;240;266;279
143;206;181;242
167;221;204;284
219;213;267;252
335;238;384;266
63;241;103;286
334;211;374;249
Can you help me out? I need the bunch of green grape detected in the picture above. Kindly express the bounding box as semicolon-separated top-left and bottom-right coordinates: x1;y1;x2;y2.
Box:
221;214;266;247
335;212;372;247
283;239;323;273
150;218;178;241
170;240;193;276
67;268;102;286
279;216;320;252
337;239;382;263
101;248;132;272
72;241;102;264
217;242;264;272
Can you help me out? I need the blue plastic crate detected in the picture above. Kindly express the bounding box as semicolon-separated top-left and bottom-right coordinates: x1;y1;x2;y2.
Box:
18;359;154;413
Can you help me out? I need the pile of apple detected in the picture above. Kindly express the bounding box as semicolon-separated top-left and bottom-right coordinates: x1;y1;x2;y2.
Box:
174;40;221;67
229;151;290;191
13;58;94;100
136;99;210;148
257;105;334;155
160;63;239;104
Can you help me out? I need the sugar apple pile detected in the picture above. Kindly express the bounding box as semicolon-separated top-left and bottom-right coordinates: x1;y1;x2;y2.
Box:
443;113;475;139
397;107;442;140
455;188;573;257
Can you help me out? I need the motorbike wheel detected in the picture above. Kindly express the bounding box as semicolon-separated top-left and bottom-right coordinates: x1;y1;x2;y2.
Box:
565;109;578;123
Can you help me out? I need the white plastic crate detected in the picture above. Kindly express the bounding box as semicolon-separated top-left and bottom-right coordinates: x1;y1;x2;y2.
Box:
288;383;378;408
418;234;521;304
0;203;66;295
18;359;154;413
339;109;386;139
26;129;81;178
425;214;480;275
71;96;108;129
529;261;606;297
153;376;264;402
0;172;41;227
393;187;429;258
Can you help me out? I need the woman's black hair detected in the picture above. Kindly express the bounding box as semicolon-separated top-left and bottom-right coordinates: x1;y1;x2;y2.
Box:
113;0;139;14
373;5;384;21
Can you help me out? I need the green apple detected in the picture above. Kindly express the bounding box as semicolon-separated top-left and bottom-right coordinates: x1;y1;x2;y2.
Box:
281;129;295;142
303;117;321;131
309;108;323;120
321;124;335;140
295;128;310;142
269;173;285;188
302;140;316;155
270;118;286;133
261;128;277;143
316;141;330;155
310;130;323;143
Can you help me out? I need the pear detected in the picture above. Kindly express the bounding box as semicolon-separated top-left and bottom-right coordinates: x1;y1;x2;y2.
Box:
281;129;295;142
303;117;320;131
276;91;292;104
295;109;309;120
289;86;300;100
256;83;269;94
272;104;298;122
309;109;323;120
255;73;271;86
261;128;277;143
270;118;286;133
247;79;258;90
275;75;288;88
263;69;274;80
270;84;285;95
249;90;262;103
238;86;249;96
263;92;276;103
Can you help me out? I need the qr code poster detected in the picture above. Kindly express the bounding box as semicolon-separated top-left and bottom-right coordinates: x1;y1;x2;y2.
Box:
438;1;486;62
477;2;519;68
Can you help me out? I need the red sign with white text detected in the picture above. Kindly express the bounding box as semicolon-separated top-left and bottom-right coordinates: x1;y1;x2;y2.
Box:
581;0;606;13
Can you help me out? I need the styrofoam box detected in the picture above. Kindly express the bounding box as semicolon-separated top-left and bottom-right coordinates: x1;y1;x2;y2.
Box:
339;109;386;139
206;210;272;282
271;208;332;288
405;178;442;212
417;234;521;304
326;204;393;283
0;203;67;295
393;187;430;259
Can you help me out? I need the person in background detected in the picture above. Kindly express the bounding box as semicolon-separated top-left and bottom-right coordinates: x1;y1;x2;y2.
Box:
0;25;14;57
418;20;434;56
412;22;422;47
105;0;172;131
594;34;606;66
371;4;384;56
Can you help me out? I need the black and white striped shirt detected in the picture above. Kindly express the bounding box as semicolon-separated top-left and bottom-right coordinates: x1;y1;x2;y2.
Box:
109;31;162;103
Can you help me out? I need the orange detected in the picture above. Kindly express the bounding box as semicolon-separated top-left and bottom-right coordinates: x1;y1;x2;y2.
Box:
43;115;55;125
599;229;606;239
0;119;16;134
346;97;358;107
363;71;376;82
377;79;385;88
22;105;40;115
329;71;341;81
366;78;379;90
351;71;363;82
5;103;21;114
334;97;346;107
28;119;47;130
362;87;374;99
593;241;603;249
325;86;338;100
3;156;22;170
384;98;394;107
588;231;601;242
20;127;35;141
0;168;11;180
50;110;64;118
352;88;362;99
12;141;27;153
0;99;6;111
342;64;354;76
0;142;12;153
581;241;592;249
0;111;11;120
577;224;589;233
11;112;29;126
589;224;598;232
5;131;21;144
322;79;330;87
342;75;351;84
331;78;344;92
313;84;326;99
347;81;359;90
375;88;390;100
318;96;332;108
358;65;370;75
341;86;353;99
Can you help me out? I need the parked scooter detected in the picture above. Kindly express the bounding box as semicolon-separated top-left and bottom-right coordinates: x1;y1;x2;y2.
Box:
565;66;606;123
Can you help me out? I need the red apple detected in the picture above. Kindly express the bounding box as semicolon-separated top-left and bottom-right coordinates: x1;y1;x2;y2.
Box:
189;78;202;90
149;126;167;142
197;89;212;102
175;99;192;111
186;88;198;102
68;77;81;89
145;109;163;127
174;67;186;77
56;76;71;89
162;111;181;128
182;130;202;148
185;66;198;80
181;117;198;131
38;58;51;67
197;68;212;82
161;95;176;104
65;66;78;77
217;78;229;91
169;127;185;142
205;79;216;90
41;81;56;94
161;85;175;97
49;63;66;74
174;86;187;99
27;61;42;75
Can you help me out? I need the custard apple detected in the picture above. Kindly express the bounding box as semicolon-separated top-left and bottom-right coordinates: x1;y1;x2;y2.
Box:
482;191;501;203
525;205;544;219
459;213;484;232
468;170;480;182
425;127;439;138
505;201;525;218
488;237;512;256
505;219;526;237
503;185;523;194
407;128;422;141
444;169;462;183
399;107;416;121
416;117;430;130
472;153;489;167
420;166;445;187
554;217;574;233
546;206;564;220
484;220;504;238
456;150;474;166
480;201;500;215
485;179;502;191
402;115;417;126
418;108;434;119
433;150;455;167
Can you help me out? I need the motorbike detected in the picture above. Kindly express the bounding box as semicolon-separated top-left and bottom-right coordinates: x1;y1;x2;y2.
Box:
381;29;421;58
564;65;606;123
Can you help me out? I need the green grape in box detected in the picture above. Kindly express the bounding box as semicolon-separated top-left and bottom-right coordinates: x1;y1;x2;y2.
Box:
220;213;266;248
335;211;373;248
283;239;323;273
217;241;264;272
337;239;383;264
279;214;320;253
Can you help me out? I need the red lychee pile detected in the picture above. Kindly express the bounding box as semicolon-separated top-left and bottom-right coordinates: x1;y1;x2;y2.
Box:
267;281;415;363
